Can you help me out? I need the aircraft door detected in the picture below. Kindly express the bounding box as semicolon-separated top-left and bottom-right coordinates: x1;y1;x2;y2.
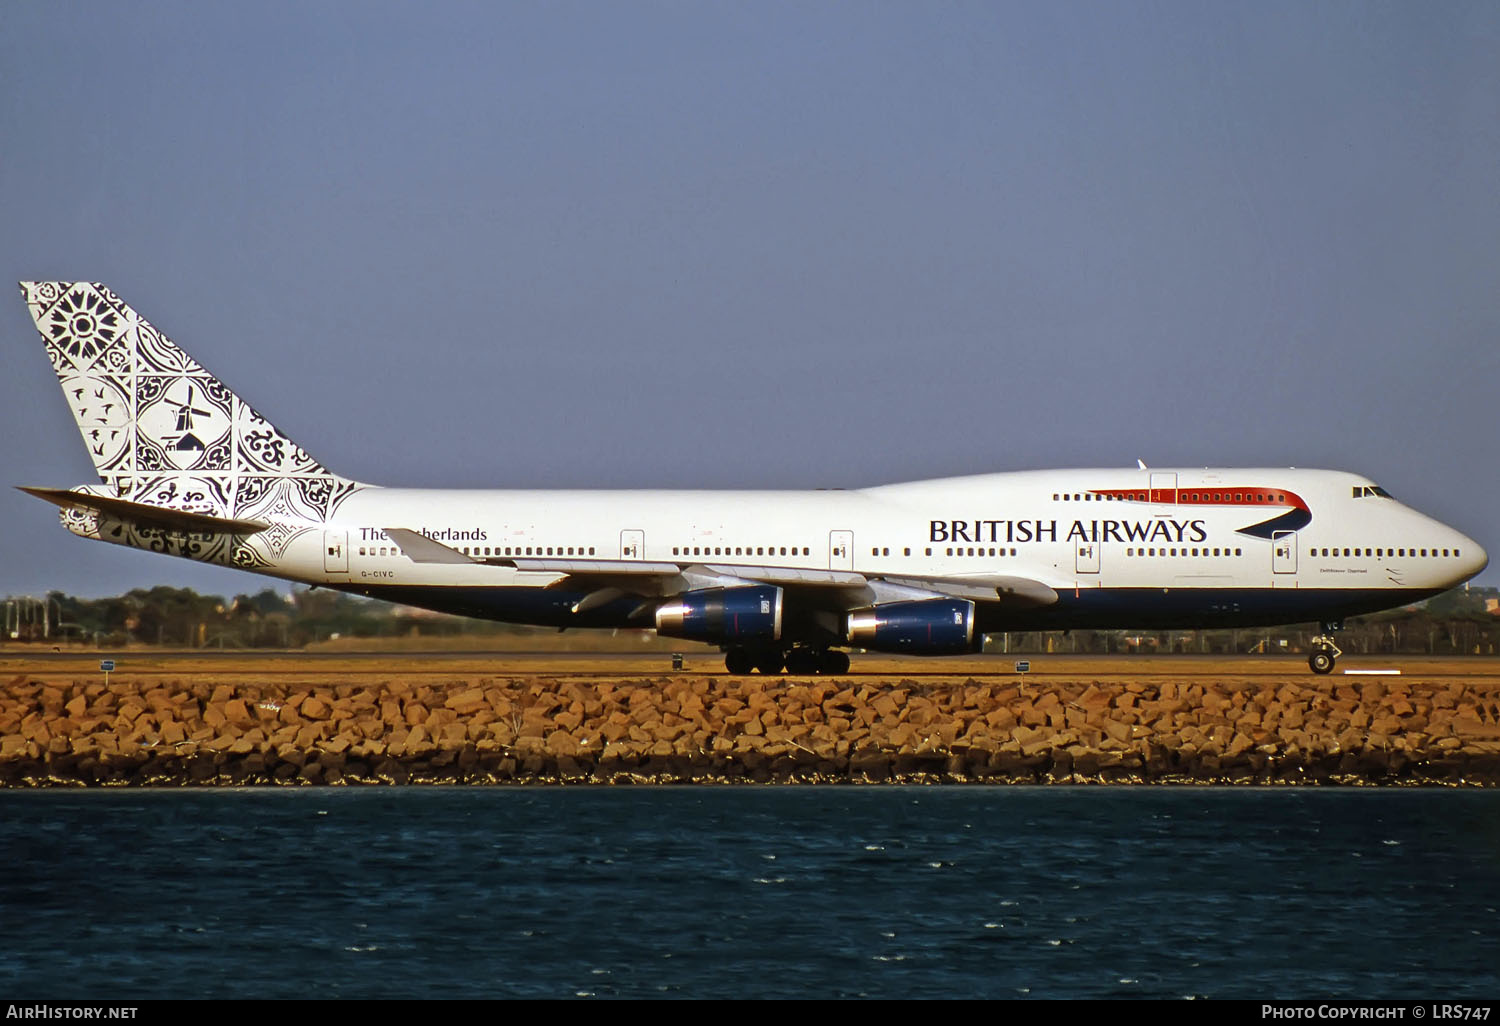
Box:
1076;540;1100;574
1272;531;1297;576
829;530;854;571
1150;472;1178;505
620;530;645;560
323;530;348;573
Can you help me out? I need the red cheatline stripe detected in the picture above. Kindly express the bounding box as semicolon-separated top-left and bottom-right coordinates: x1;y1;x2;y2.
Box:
1089;488;1308;512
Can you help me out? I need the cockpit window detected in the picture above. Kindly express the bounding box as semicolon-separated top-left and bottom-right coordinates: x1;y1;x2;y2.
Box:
1353;485;1395;499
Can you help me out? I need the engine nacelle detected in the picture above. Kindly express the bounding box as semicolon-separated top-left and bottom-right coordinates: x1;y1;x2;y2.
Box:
655;585;783;643
845;599;976;655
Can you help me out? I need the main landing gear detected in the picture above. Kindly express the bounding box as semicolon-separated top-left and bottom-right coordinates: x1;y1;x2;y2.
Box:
1308;621;1344;675
723;645;851;676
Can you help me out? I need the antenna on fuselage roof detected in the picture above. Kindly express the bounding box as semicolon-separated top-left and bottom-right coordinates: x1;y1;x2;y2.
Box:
1136;459;1148;470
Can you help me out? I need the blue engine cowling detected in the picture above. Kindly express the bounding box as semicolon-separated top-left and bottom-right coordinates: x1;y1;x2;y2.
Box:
655;585;784;643
845;599;976;655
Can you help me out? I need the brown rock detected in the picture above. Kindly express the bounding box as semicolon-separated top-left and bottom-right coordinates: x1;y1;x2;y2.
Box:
445;688;488;715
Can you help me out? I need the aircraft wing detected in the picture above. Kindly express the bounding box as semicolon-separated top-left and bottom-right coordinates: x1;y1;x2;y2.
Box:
21;486;271;534
878;573;1058;607
509;559;868;589
383;526;1054;607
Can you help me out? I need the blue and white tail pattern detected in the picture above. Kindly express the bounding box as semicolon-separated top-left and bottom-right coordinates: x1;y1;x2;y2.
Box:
20;281;362;566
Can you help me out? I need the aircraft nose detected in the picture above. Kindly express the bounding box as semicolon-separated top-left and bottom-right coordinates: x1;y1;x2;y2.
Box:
1457;533;1488;581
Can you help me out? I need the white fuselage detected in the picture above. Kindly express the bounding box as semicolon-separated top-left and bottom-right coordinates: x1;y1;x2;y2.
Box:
237;466;1485;633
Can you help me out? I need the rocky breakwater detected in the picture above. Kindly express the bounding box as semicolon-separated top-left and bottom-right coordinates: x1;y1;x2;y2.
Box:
2;674;1500;786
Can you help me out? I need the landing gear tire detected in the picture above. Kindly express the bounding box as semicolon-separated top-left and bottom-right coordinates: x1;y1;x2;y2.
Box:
819;650;850;675
1309;647;1335;675
724;648;754;675
755;652;785;675
784;648;821;675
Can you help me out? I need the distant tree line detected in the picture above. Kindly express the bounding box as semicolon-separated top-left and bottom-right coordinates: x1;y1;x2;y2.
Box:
5;584;1498;654
18;587;511;649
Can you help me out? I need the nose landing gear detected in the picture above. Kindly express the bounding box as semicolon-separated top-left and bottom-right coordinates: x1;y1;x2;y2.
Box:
1308;621;1343;675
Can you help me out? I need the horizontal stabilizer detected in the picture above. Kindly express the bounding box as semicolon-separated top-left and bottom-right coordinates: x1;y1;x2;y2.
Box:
383;528;479;564
20;486;270;534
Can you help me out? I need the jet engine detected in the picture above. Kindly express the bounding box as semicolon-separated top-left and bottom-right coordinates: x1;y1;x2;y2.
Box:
655;585;783;643
845;599;976;655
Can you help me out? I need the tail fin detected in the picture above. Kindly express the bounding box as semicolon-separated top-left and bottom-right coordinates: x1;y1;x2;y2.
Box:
19;281;360;530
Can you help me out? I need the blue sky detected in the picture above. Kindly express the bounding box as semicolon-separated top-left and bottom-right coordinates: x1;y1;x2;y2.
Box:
3;1;1497;597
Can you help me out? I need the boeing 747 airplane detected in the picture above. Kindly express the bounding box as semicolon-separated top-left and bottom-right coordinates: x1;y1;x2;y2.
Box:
17;282;1488;674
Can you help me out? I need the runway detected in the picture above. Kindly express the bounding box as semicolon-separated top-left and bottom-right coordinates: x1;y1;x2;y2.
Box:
4;647;1500;683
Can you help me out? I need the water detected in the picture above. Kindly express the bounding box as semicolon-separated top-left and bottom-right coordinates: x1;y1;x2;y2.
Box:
1;788;1497;999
